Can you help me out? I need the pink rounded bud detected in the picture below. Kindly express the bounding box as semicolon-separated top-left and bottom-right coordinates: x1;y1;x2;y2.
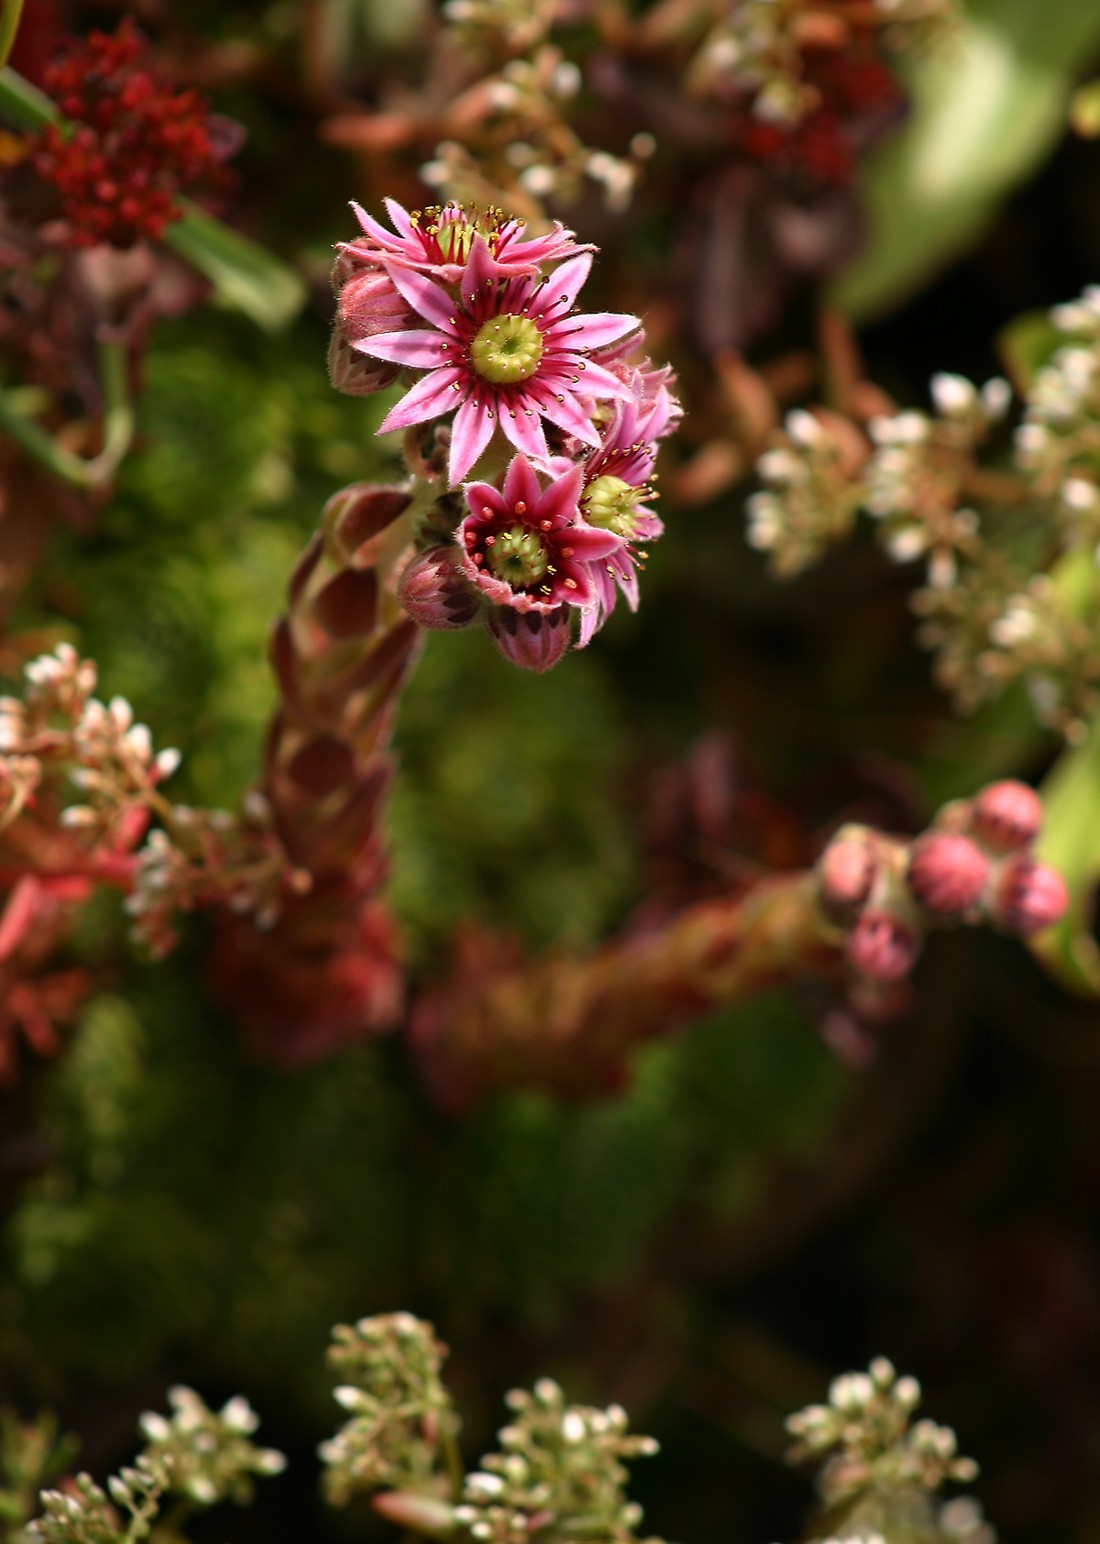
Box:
398;547;481;630
486;605;572;672
337;268;412;343
970;780;1043;852
991;855;1069;936
846;911;919;983
328;269;415;397
906;832;989;918
327;329;398;397
818;833;876;917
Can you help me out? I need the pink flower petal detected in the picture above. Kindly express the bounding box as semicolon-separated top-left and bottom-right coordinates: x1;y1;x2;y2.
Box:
500;454;545;513
355;329;457;367
555;562;596;606
449;395;496;483
552;311;640;351
500;405;550;464
351;201;400;246
616;561;641;611
530;252;594;321
463;482;507;522
531;460;584;525
378;367;465;433
559;524;623;562
384;263;457;331
462;235;501;298
382;197;417;238
533;384;601;443
571;359;633;400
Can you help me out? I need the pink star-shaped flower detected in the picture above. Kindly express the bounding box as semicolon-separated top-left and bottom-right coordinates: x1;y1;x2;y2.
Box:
355;238;640;485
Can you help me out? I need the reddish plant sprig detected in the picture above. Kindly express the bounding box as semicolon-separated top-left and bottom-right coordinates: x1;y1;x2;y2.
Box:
28;19;228;249
210;483;423;1063
410;780;1067;1105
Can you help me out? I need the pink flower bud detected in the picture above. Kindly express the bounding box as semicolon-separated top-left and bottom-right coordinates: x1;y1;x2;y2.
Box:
971;780;1043;852
486;605;572;672
906;832;989;918
818;833;876;917
371;1493;456;1534
398;547;481;630
327;330;399;397
846;911;919;982
991;855;1069;936
337;268;412;343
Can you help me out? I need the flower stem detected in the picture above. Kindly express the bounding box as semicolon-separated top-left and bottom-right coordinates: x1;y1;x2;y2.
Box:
0;340;135;489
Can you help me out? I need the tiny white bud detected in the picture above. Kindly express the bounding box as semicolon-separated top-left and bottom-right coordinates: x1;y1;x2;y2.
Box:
561;1411;587;1443
930;373;976;417
466;1473;505;1500
220;1395;258;1433
154;747;182;779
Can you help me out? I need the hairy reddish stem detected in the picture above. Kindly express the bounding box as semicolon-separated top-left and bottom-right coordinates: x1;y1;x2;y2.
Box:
413;873;841;1105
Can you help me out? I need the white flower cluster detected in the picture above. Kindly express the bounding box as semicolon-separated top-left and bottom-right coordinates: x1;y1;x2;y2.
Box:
747;408;865;577
320;1313;455;1506
691;0;809;123
0;644;179;836
864;375;1008;575
453;1377;661;1544
29;1390;283;1544
1015;286;1100;548
787;1358;984;1531
131;1386;284;1508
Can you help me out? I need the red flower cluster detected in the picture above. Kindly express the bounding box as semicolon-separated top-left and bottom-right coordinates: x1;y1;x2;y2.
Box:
29;19;224;248
740;46;901;185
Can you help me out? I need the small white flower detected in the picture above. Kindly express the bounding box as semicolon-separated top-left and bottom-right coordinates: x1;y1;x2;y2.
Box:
561;1411;587;1443
931;373;976;418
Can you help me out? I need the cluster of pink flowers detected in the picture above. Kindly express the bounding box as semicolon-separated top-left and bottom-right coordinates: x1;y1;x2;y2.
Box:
330;200;680;670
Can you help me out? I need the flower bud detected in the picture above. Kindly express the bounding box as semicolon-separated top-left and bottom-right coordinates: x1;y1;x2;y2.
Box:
371;1493;457;1535
327;330;398;397
990;855;1069;936
906;832;989;918
337;268;413;343
398;547;481;630
847;911;919;982
486;605;572;672
818;831;876;918
328;269;414;398
970;780;1043;852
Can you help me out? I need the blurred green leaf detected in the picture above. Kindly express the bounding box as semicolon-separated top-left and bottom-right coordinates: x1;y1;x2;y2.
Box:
833;0;1100;318
0;64;56;129
164;202;306;332
996;307;1064;392
1070;77;1100;136
1034;713;1100;995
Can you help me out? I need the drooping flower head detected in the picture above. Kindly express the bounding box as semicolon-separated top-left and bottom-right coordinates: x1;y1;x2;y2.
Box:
458;454;622;614
27;19;229;249
561;364;681;646
342;198;590;284
355;236;640;485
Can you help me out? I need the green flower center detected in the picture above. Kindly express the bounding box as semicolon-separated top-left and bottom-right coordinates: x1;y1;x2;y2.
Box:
470;315;544;384
583;475;639;536
485;525;549;586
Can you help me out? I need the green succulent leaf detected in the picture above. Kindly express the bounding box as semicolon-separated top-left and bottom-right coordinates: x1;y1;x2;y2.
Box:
833;0;1100;318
